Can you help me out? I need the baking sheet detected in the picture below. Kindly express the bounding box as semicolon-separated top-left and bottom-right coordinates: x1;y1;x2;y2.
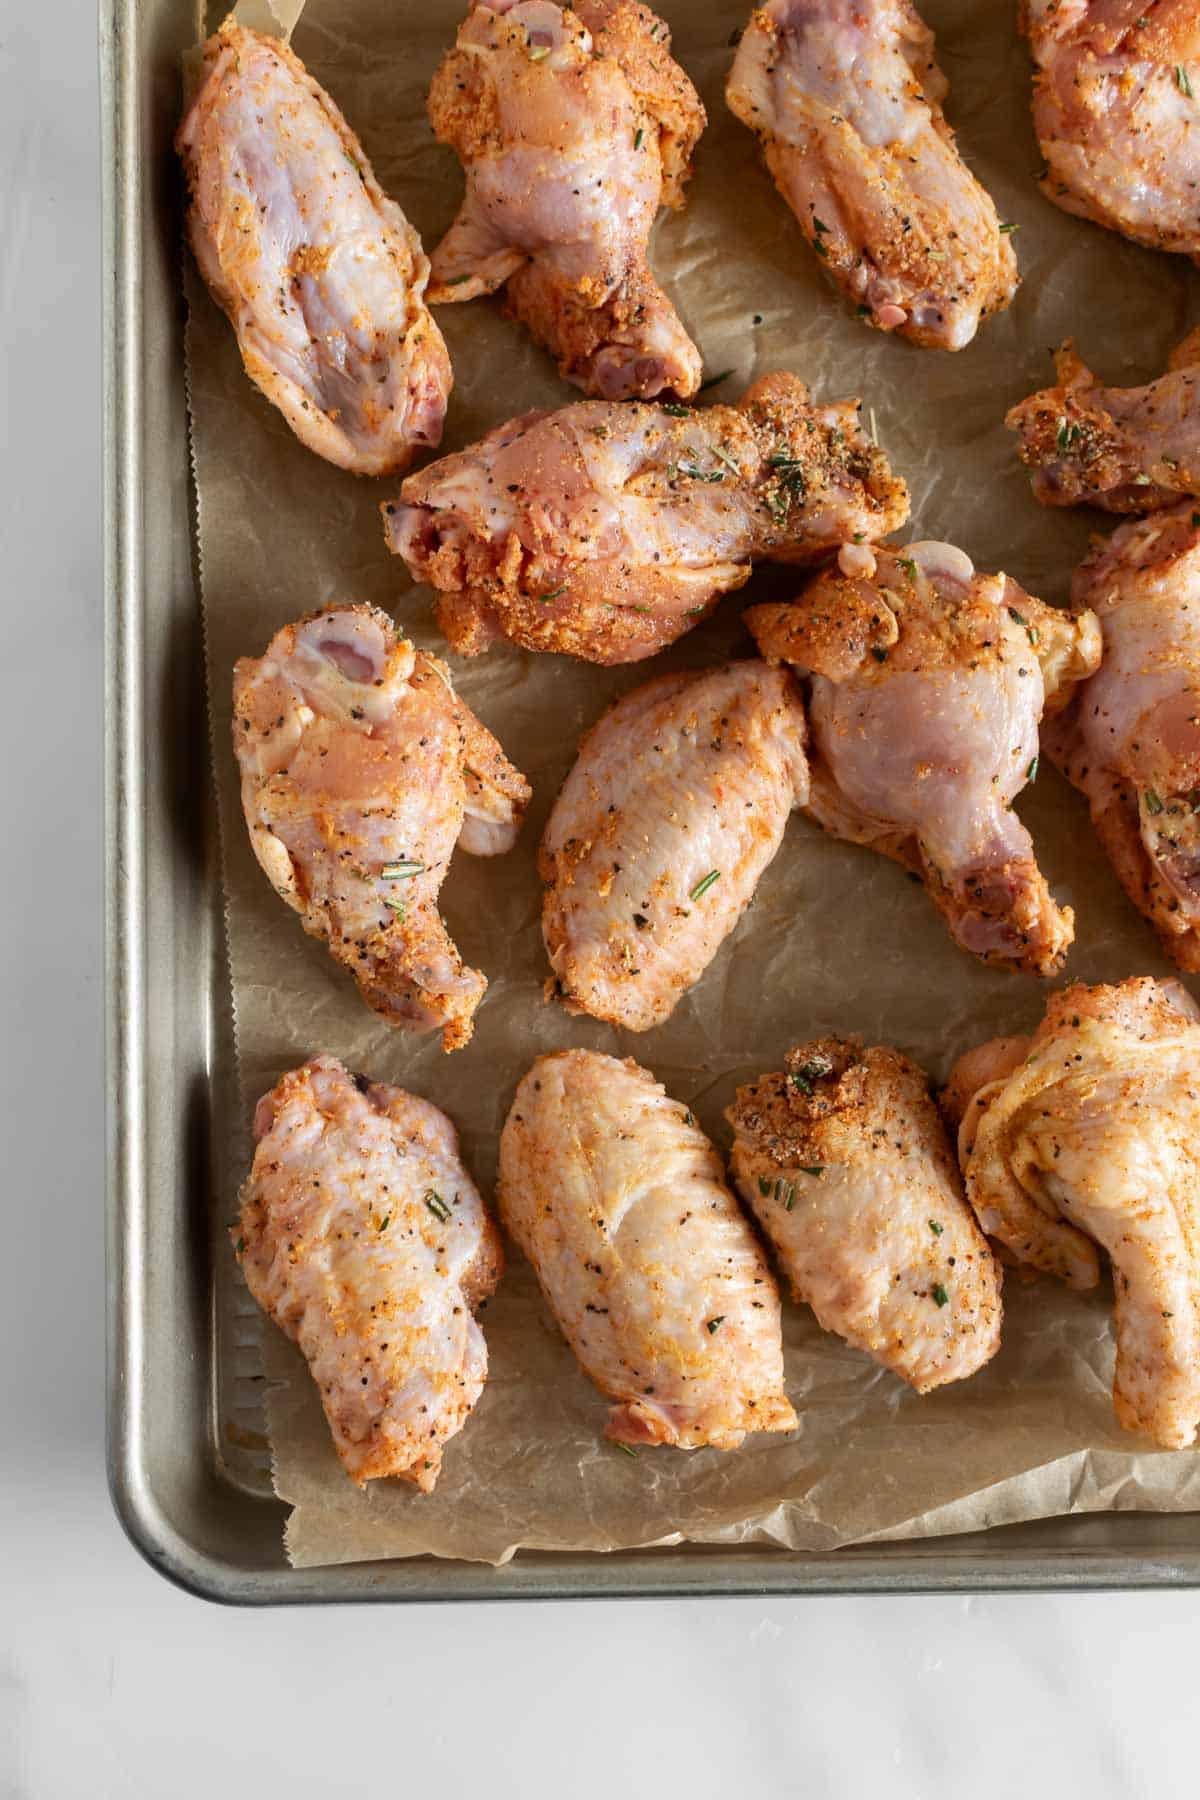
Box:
186;0;1200;1568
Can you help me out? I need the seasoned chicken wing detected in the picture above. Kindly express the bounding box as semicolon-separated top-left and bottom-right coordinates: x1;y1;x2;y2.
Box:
177;20;451;475
232;604;530;1050
948;979;1200;1449
541;662;809;1029
1024;0;1200;254
1047;504;1200;970
726;0;1018;349
427;0;704;400
747;541;1101;975
497;1050;797;1449
237;1055;503;1489
727;1038;1002;1391
384;372;909;663
1007;333;1200;512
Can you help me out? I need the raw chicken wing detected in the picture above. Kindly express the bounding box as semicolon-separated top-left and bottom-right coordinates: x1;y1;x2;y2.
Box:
727;1038;1002;1390
727;0;1018;349
237;1055;503;1489
427;0;704;399
948;979;1200;1449
541;662;809;1028
384;372;909;663
1047;503;1200;969
1007;332;1200;512
1024;0;1200;254
497;1050;797;1449
177;21;451;476
747;541;1101;974
233;604;530;1050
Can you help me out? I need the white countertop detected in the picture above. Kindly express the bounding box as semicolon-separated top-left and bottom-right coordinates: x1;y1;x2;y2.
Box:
2;7;1197;1794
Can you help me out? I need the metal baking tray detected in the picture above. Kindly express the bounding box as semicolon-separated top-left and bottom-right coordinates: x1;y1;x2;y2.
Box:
103;0;1200;1602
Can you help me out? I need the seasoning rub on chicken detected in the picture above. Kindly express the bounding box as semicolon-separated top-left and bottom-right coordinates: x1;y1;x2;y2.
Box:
541;662;810;1029
427;0;705;400
233;605;530;1051
498;1050;797;1450
727;1038;1002;1391
747;540;1101;975
237;1055;503;1489
177;19;451;475
384;372;909;663
727;0;1018;349
946;979;1200;1450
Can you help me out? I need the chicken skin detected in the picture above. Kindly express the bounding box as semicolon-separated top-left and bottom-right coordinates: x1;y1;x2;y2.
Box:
177;20;451;475
727;1038;1002;1391
232;605;530;1051
237;1055;503;1489
948;979;1200;1449
1024;0;1200;255
726;0;1018;350
541;662;809;1029
1047;504;1200;970
497;1050;797;1449
427;0;704;400
747;541;1102;975
1007;333;1200;513
384;372;909;663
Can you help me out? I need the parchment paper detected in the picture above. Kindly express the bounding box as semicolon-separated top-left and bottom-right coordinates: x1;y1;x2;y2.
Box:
186;0;1200;1567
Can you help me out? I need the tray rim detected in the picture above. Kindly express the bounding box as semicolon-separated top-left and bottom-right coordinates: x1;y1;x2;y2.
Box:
102;0;1200;1604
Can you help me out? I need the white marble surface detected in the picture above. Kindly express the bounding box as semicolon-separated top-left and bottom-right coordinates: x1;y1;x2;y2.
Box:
2;7;1198;1795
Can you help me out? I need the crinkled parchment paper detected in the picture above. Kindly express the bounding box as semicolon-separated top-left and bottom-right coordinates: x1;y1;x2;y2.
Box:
186;0;1200;1567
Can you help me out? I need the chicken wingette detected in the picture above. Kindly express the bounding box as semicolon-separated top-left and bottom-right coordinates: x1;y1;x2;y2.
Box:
727;0;1018;348
541;662;809;1029
728;1038;1002;1391
498;1050;797;1450
177;19;450;474
237;1055;503;1489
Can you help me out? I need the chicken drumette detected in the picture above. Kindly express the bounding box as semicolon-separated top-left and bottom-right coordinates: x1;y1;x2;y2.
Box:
384;372;909;663
726;0;1018;349
946;979;1200;1450
177;20;451;475
1048;504;1200;970
237;1055;503;1489
498;1050;797;1449
541;662;810;1029
427;0;705;400
1024;0;1200;255
1007;333;1200;512
727;1038;1002;1391
747;540;1101;975
233;605;530;1050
